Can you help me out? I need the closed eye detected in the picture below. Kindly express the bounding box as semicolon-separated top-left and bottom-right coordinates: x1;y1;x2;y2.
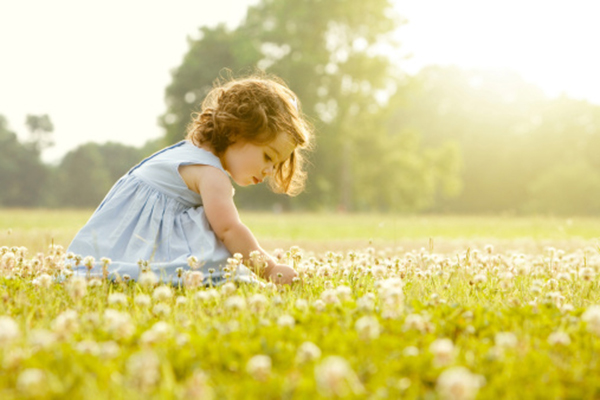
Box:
264;153;272;162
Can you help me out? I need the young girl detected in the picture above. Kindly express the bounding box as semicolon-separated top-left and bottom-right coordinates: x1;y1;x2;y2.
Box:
65;74;312;286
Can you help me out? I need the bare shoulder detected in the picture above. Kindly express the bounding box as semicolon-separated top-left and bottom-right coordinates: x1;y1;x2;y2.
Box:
179;164;232;195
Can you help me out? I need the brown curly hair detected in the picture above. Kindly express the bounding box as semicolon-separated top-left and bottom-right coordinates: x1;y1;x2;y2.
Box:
186;74;313;196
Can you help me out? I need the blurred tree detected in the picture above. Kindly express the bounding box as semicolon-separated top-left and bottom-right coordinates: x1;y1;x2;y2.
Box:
162;0;460;212
391;65;600;215
525;160;600;215
54;142;144;208
25;114;54;154
0;115;49;207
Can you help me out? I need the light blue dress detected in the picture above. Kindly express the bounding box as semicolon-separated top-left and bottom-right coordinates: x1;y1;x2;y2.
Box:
65;140;260;285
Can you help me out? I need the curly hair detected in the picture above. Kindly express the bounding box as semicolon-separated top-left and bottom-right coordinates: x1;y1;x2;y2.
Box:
186;74;313;196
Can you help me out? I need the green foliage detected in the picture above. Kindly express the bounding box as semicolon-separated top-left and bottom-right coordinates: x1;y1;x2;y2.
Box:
161;0;459;212
0;115;49;207
394;66;600;215
525;160;600;215
52;142;145;208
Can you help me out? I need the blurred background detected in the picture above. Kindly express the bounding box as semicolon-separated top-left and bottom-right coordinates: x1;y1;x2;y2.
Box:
1;0;599;216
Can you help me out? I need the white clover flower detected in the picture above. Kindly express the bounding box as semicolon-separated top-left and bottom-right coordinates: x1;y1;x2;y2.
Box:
176;296;188;306
127;350;161;391
430;338;455;368
153;303;171;317
103;309;135;340
246;355;272;381
296;341;322;363
320;289;340;305
221;282;237;296
355;316;380;341
134;294;152;308
548;331;571;346
224;295;246;312
33;273;53;289
108;292;128;306
579;267;595;281
100;341;120;359
184;270;205;289
403;314;427;333
183;370;214;400
187;255;199;269
75;340;100;356
436;366;484;400
335;285;353;302
277;314;295;328
52;310;80;337
295;298;308;311
66;276;87;301
141;321;172;345
315;356;364;397
313;299;326;312
582;305;600;335
28;329;57;350
356;295;375;313
472;273;487;285
139;271;158;288
494;332;518;349
403;346;420;357
16;368;47;397
153;285;173;302
0;316;20;346
248;294;268;313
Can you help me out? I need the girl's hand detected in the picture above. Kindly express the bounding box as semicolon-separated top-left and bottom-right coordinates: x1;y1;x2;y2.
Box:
264;264;298;285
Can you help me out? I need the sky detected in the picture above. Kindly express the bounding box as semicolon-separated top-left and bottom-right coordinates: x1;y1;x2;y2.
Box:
1;0;599;163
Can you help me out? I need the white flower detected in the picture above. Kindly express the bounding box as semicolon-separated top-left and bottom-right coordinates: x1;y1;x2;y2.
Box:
52;310;80;337
436;367;484;400
430;338;455;367
141;321;172;345
66;276;87;300
313;299;326;312
548;331;571;346
153;285;173;302
494;332;518;349
127;350;161;391
246;355;271;381
295;298;309;311
0;316;20;346
582;305;600;335
16;368;47;396
108;292;128;306
103;309;134;340
33;273;53;289
315;356;364;397
153;303;171;317
221;282;237;296
224;296;246;312
28;329;57;350
355;316;380;341
320;289;339;305
139;271;158;288
277;314;295;328
184;270;205;289
248;294;268;313
335;285;353;302
134;294;152;308
296;341;322;363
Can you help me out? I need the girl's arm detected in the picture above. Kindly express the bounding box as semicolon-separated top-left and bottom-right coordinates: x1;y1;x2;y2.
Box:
180;165;297;284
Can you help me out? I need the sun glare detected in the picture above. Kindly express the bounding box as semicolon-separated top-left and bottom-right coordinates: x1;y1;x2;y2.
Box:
394;0;600;103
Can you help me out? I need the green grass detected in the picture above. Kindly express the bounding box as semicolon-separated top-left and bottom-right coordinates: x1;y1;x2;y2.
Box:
1;208;599;253
2;209;600;398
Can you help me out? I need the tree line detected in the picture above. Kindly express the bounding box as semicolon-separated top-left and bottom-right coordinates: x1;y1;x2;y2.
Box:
2;0;599;215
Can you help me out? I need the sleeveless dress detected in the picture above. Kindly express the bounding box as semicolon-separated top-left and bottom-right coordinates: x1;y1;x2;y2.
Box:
65;140;260;285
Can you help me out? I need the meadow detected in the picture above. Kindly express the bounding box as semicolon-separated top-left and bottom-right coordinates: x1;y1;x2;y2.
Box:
2;209;600;399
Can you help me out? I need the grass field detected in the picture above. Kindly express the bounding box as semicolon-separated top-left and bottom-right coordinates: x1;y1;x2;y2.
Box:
2;209;600;253
2;209;600;399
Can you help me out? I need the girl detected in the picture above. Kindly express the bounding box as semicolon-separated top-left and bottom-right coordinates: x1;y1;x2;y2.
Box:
65;74;312;285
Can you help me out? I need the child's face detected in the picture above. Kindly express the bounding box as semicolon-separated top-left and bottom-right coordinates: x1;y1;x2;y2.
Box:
221;132;296;187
